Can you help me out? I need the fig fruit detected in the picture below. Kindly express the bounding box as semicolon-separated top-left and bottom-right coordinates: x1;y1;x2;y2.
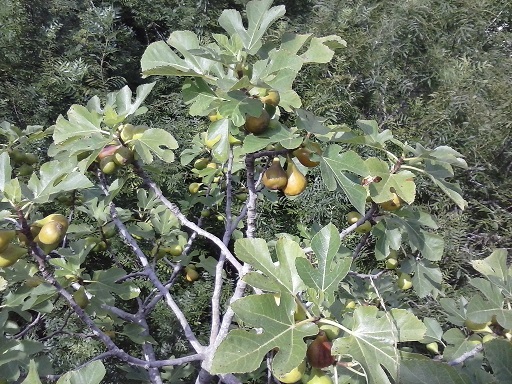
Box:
426;342;439;354
306;331;335;368
397;273;413;290
273;359;305;383
73;286;90;309
100;155;117;174
0;244;27;268
33;214;69;231
260;90;280;107
379;193;402;211
464;319;493;333
319;323;340;340
17;164;34;176
185;265;199;282
208;111;223;122
113;146;133;166
0;230;16;252
194;158;210;170
293;142;322;168
38;221;67;245
245;109;270;134
262;157;288;190
304;368;334;384
283;160;307;196
166;243;183;257
119;124;146;143
22;153;39;165
189;182;201;194
385;258;399;269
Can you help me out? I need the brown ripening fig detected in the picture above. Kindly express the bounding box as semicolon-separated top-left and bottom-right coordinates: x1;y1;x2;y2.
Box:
245;109;270;134
293;142;322;168
282;159;307;196
306;331;336;368
262;157;288;190
97;145;121;161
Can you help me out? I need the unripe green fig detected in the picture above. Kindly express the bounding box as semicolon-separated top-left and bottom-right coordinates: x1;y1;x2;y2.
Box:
33;214;69;231
262;157;288;190
100;155;117;174
345;300;357;310
194;158;210;170
397;273;413;290
166;243;183;257
113;146;133;166
119;123;146;143
307;331;335;368
73;286;89;309
426;342;439;354
482;334;497;343
355;220;372;233
283;160;307;196
200;209;211;218
273;359;305;383
379;193;402;211
17;164;34;176
319;323;340;340
0;230;16;252
304;368;334;384
9;149;26;164
260;89;280;107
464;319;493;333
22;152;39;165
385;257;399;269
185;265;199;282
0;243;27;268
38;221;66;245
346;211;361;224
245;109;270;134
208;111;223;122
189;182;201;194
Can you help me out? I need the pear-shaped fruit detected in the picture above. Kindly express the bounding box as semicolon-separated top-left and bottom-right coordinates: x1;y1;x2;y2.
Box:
0;230;16;252
9;149;25;164
0;244;27;268
189;182;201;194
38;221;67;245
100;155;118;174
33;214;69;231
245;109;270;134
345;300;357;310
17;164;34;176
208;111;223;122
307;331;335;368
119;124;146;142
260;90;280;107
426;342;439;354
397;273;413;290
262;157;288;190
319;323;340;340
379;193;402;211
385;258;399;269
305;368;334;384
283;160;307;196
22;153;39;165
166;243;183;257
355;220;372;233
73;286;90;309
113;146;133;166
185;266;199;282
346;211;361;224
194;158;210;170
464;319;493;333
294;142;322;168
273;359;305;383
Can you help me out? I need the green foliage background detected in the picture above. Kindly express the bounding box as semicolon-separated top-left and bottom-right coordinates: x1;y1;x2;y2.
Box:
1;0;511;381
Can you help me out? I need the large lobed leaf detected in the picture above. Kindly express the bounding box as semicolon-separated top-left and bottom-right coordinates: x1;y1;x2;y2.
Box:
210;293;318;376
332;306;426;384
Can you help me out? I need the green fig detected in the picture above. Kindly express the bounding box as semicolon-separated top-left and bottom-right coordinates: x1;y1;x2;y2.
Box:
305;368;334;384
0;230;16;252
17;164;34;176
273;359;305;383
22;153;39;165
260;89;280;107
38;221;67;245
262;157;288;190
100;155;118;174
0;244;27;268
194;158;210;170
113;146;133;166
293;142;322;168
33;214;69;231
73;286;90;309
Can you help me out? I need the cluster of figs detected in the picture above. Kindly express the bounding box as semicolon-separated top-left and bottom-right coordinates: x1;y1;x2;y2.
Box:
97;123;146;174
0;213;69;268
8;149;38;177
262;142;321;197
